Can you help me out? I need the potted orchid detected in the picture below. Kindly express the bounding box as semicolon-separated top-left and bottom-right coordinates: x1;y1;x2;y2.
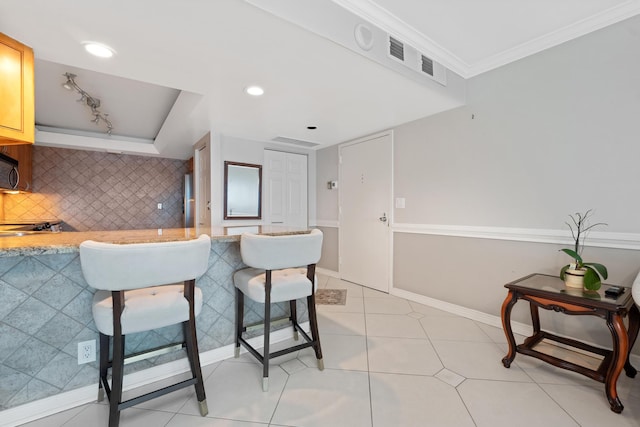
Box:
559;210;608;291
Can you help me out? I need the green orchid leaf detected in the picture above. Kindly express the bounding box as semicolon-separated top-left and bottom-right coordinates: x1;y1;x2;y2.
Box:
559;265;570;280
560;248;583;264
583;268;602;291
583;262;608;280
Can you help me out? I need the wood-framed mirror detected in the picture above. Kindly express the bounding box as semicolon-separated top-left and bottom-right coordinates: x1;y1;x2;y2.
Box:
224;161;262;220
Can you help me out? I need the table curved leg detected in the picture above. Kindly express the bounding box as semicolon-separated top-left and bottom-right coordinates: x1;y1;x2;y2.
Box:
606;312;628;413
624;304;639;378
501;290;518;368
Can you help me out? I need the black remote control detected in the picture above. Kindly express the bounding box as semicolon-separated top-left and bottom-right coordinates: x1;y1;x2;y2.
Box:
604;286;625;298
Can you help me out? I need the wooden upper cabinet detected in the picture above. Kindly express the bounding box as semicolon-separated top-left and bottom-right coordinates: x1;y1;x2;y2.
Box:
0;32;35;145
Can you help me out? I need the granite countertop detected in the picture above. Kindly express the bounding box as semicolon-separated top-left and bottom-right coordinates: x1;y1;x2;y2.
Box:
0;225;310;257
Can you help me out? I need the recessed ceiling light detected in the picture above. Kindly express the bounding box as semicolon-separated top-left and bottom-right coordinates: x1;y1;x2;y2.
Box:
245;85;264;96
83;42;115;58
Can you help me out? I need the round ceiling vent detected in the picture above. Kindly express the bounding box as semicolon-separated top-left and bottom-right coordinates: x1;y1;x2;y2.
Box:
354;23;374;51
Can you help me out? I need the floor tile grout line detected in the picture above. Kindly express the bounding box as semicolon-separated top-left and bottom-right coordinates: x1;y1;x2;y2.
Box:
360;283;375;427
453;381;479;427
531;381;582;426
267;372;290;427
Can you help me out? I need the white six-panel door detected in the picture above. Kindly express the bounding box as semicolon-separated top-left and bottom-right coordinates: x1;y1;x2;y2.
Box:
339;132;392;292
264;150;308;227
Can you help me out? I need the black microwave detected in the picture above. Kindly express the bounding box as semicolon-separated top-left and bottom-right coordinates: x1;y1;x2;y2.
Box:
0;153;19;191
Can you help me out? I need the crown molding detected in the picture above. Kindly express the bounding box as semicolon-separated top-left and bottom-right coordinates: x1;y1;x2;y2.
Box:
333;0;640;78
331;0;470;75
468;0;640;77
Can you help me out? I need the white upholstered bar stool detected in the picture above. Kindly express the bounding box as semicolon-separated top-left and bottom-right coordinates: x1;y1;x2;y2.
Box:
79;235;211;427
233;229;324;391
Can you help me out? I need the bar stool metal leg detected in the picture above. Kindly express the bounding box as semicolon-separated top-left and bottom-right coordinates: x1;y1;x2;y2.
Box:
307;292;324;370
290;300;299;341
235;287;244;358
109;291;125;427
183;321;208;415
183;278;208;416
262;271;272;392
98;333;109;402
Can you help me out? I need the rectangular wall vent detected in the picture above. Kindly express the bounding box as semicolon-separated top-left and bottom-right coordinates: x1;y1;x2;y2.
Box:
421;55;434;76
272;136;319;148
389;36;404;61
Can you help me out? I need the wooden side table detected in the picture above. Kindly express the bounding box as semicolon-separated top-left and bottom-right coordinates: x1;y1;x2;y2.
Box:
500;273;639;413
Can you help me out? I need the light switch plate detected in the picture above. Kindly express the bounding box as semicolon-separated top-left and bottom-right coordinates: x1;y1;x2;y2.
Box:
395;198;406;209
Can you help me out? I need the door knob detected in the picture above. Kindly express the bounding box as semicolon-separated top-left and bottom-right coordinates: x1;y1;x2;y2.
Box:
379;213;387;223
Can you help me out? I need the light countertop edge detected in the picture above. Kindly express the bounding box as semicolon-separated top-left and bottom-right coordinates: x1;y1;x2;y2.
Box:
0;226;311;257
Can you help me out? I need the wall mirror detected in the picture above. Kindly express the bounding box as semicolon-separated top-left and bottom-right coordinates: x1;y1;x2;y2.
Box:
224;161;262;220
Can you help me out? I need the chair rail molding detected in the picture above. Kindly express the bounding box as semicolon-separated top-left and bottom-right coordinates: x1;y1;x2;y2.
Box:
392;223;640;251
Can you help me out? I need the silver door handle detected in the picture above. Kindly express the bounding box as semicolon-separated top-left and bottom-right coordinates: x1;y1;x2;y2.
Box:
379;213;387;223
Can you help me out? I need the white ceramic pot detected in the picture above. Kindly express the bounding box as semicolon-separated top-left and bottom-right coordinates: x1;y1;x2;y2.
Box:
564;268;586;289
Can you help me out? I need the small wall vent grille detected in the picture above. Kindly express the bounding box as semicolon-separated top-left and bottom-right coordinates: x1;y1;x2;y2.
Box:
389;36;404;61
421;55;434;76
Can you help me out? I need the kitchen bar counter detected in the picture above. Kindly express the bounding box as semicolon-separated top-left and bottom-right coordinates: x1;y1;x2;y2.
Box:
0;224;313;413
0;225;309;257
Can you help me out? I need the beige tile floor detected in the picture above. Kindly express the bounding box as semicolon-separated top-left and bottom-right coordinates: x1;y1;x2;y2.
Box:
21;275;640;427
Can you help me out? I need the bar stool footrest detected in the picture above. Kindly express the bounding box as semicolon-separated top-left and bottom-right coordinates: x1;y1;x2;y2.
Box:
118;377;198;411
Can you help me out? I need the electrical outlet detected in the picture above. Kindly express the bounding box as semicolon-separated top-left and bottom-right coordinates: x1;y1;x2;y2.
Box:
78;340;96;364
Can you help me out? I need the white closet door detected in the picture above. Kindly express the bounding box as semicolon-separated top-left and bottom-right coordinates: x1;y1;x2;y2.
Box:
264;150;307;227
285;153;307;227
265;151;286;224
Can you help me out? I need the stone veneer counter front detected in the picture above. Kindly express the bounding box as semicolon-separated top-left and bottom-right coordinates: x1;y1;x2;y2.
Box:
0;226;311;412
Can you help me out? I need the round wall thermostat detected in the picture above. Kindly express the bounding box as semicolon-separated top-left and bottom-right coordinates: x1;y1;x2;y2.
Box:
354;23;374;51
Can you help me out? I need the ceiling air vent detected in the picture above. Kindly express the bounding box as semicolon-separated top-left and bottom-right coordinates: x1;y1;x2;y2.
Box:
389;36;404;61
272;136;319;148
421;54;434;76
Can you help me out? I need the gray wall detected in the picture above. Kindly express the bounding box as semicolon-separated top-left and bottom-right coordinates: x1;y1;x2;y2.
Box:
315;144;339;272
315;144;339;224
317;15;640;351
317;226;338;272
394;14;640;231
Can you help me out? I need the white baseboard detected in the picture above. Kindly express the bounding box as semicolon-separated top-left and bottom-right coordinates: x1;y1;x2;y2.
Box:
317;267;340;278
390;286;640;365
0;324;308;427
313;220;339;228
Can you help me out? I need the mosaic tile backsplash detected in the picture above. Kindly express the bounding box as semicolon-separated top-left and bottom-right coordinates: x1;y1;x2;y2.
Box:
2;146;188;231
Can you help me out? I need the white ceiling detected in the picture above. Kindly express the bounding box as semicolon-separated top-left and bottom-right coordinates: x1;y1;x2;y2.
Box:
0;0;638;159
